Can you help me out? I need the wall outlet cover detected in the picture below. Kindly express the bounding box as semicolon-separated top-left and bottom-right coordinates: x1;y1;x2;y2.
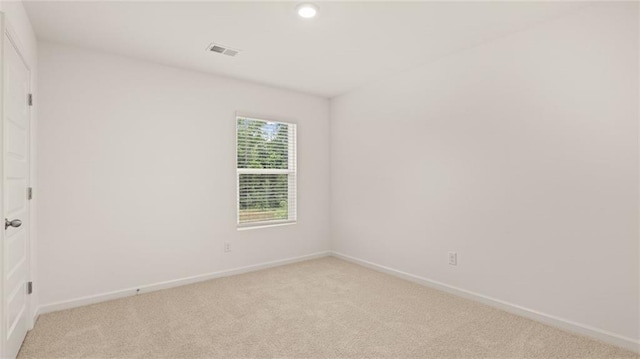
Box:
448;252;457;266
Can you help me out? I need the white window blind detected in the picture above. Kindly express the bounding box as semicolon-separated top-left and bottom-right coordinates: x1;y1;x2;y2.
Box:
236;116;297;227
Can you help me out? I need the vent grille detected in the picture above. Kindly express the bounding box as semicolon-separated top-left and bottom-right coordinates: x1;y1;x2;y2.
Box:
210;45;225;53
207;43;241;57
223;49;239;57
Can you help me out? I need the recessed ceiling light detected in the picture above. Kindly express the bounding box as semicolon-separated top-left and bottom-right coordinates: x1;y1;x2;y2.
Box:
296;3;318;19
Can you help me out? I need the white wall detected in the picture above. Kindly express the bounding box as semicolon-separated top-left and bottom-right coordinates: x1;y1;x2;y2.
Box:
331;2;639;344
0;0;38;325
37;42;330;307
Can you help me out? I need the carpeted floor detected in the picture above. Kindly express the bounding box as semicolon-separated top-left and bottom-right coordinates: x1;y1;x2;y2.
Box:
18;257;638;358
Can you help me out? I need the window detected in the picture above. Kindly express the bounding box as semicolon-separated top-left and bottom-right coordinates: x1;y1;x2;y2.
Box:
236;116;297;227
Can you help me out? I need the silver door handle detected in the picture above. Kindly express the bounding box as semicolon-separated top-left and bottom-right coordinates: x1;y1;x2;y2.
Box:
5;219;22;230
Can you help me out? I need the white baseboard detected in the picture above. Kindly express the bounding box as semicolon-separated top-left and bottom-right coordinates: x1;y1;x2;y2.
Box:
35;251;331;317
331;251;640;354
33;250;639;353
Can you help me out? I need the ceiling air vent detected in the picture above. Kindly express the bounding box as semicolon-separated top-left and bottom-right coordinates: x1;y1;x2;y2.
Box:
207;43;241;57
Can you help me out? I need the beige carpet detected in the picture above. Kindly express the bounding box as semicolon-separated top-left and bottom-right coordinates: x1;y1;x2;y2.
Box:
19;257;638;358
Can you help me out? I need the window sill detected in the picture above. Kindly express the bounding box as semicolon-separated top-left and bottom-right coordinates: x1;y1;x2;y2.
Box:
237;221;297;231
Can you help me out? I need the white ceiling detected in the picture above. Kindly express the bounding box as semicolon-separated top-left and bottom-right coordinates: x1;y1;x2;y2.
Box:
24;1;588;98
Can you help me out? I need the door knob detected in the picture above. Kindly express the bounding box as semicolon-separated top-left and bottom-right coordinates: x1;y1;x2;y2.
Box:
5;219;22;230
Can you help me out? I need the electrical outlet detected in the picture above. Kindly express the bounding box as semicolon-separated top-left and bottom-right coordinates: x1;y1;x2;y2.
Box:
224;242;231;252
448;252;457;266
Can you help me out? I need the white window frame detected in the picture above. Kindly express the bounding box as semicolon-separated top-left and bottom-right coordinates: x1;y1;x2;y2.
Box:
236;114;297;229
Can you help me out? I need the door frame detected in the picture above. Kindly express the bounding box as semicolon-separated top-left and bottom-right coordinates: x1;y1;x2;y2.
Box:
0;12;33;358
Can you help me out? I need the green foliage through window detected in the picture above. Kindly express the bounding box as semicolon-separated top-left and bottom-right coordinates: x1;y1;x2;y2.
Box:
237;117;296;225
237;118;289;170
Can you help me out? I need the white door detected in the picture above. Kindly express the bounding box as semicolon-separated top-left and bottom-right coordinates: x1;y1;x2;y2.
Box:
2;30;31;359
